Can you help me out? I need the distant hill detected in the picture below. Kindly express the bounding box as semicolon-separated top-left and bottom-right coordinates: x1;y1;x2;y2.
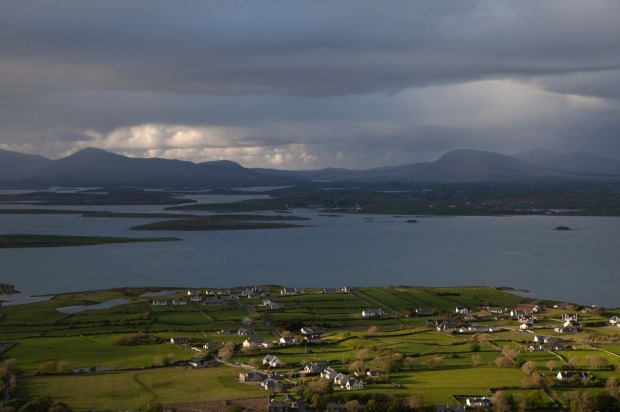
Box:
1;147;619;187
513;149;620;176
0;149;51;179
2;147;298;187
257;149;570;182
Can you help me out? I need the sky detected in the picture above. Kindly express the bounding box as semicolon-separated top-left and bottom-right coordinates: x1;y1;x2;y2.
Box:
1;1;620;170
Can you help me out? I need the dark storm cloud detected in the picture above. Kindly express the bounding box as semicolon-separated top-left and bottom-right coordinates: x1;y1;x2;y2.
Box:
1;1;620;167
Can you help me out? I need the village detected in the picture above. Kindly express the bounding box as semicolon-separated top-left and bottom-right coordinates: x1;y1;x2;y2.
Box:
142;285;620;411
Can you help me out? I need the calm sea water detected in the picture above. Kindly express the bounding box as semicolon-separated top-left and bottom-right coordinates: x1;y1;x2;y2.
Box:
0;204;618;307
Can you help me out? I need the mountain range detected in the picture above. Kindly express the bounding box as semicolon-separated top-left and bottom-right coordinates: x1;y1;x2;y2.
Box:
1;147;619;187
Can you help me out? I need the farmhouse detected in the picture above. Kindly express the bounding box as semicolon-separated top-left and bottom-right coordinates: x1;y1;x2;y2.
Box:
241;317;253;325
465;398;492;408
152;300;167;306
202;297;224;306
263;354;283;368
342;377;366;390
362;308;384;317
304;361;328;374
556;371;590;382
281;288;297;295
455;306;469;314
415;308;434;316
243;337;273;349
237;327;255;336
170;337;189;345
239;370;266;382
171;299;187;306
320;367;338;380
279;336;298;345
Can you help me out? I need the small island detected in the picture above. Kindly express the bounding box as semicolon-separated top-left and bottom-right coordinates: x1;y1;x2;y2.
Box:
0;283;19;294
131;214;309;231
0;234;180;248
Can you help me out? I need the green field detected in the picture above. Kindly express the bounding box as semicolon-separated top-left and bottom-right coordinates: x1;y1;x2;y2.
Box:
2;286;619;410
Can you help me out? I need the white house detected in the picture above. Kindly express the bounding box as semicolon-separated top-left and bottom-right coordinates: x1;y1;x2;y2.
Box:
466;398;492;408
362;308;384;317
321;367;338;380
556;371;590;382
343;377;366;390
455;306;469;314
334;373;346;386
263;354;283;368
279;336;298;346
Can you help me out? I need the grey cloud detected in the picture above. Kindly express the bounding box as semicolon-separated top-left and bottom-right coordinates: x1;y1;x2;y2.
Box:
1;1;620;166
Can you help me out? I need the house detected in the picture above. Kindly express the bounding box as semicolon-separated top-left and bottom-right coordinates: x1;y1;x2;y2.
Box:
362;308;384;317
304;361;328;374
366;369;389;381
281;288;297;295
609;316;619;325
172;299;187;306
562;313;578;322
455;306;469;314
520;323;533;331
437;322;456;333
320;367;338;380
202;297;224;306
279;336;298;346
334;373;347;386
263;354;283;368
203;342;223;351
241;317;253;325
415;308;434;316
237;327;255;336
152;300;168;306
510;303;545;315
240;370;267;382
341;286;355;293
189;295;202;302
218;329;232;335
189;357;206;367
266;301;284;310
465;398;492;408
261;377;282;390
301;326;327;335
243;337;273;349
269;394;302;412
322;288;340;294
187;289;202;296
556;371;590;382
170;337;189;345
484;306;504;314
303;334;323;343
343;377;365;390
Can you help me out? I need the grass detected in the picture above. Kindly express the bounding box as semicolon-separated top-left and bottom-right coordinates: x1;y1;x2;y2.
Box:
23;366;264;410
3;286;620;410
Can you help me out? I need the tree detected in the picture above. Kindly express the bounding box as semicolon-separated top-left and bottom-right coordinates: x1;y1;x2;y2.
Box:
406;394;425;411
345;400;361;412
546;360;557;371
348;360;366;374
521;361;537;376
356;348;371;360
471;353;482;366
404;356;418;370
585;355;608;370
492;391;511;412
